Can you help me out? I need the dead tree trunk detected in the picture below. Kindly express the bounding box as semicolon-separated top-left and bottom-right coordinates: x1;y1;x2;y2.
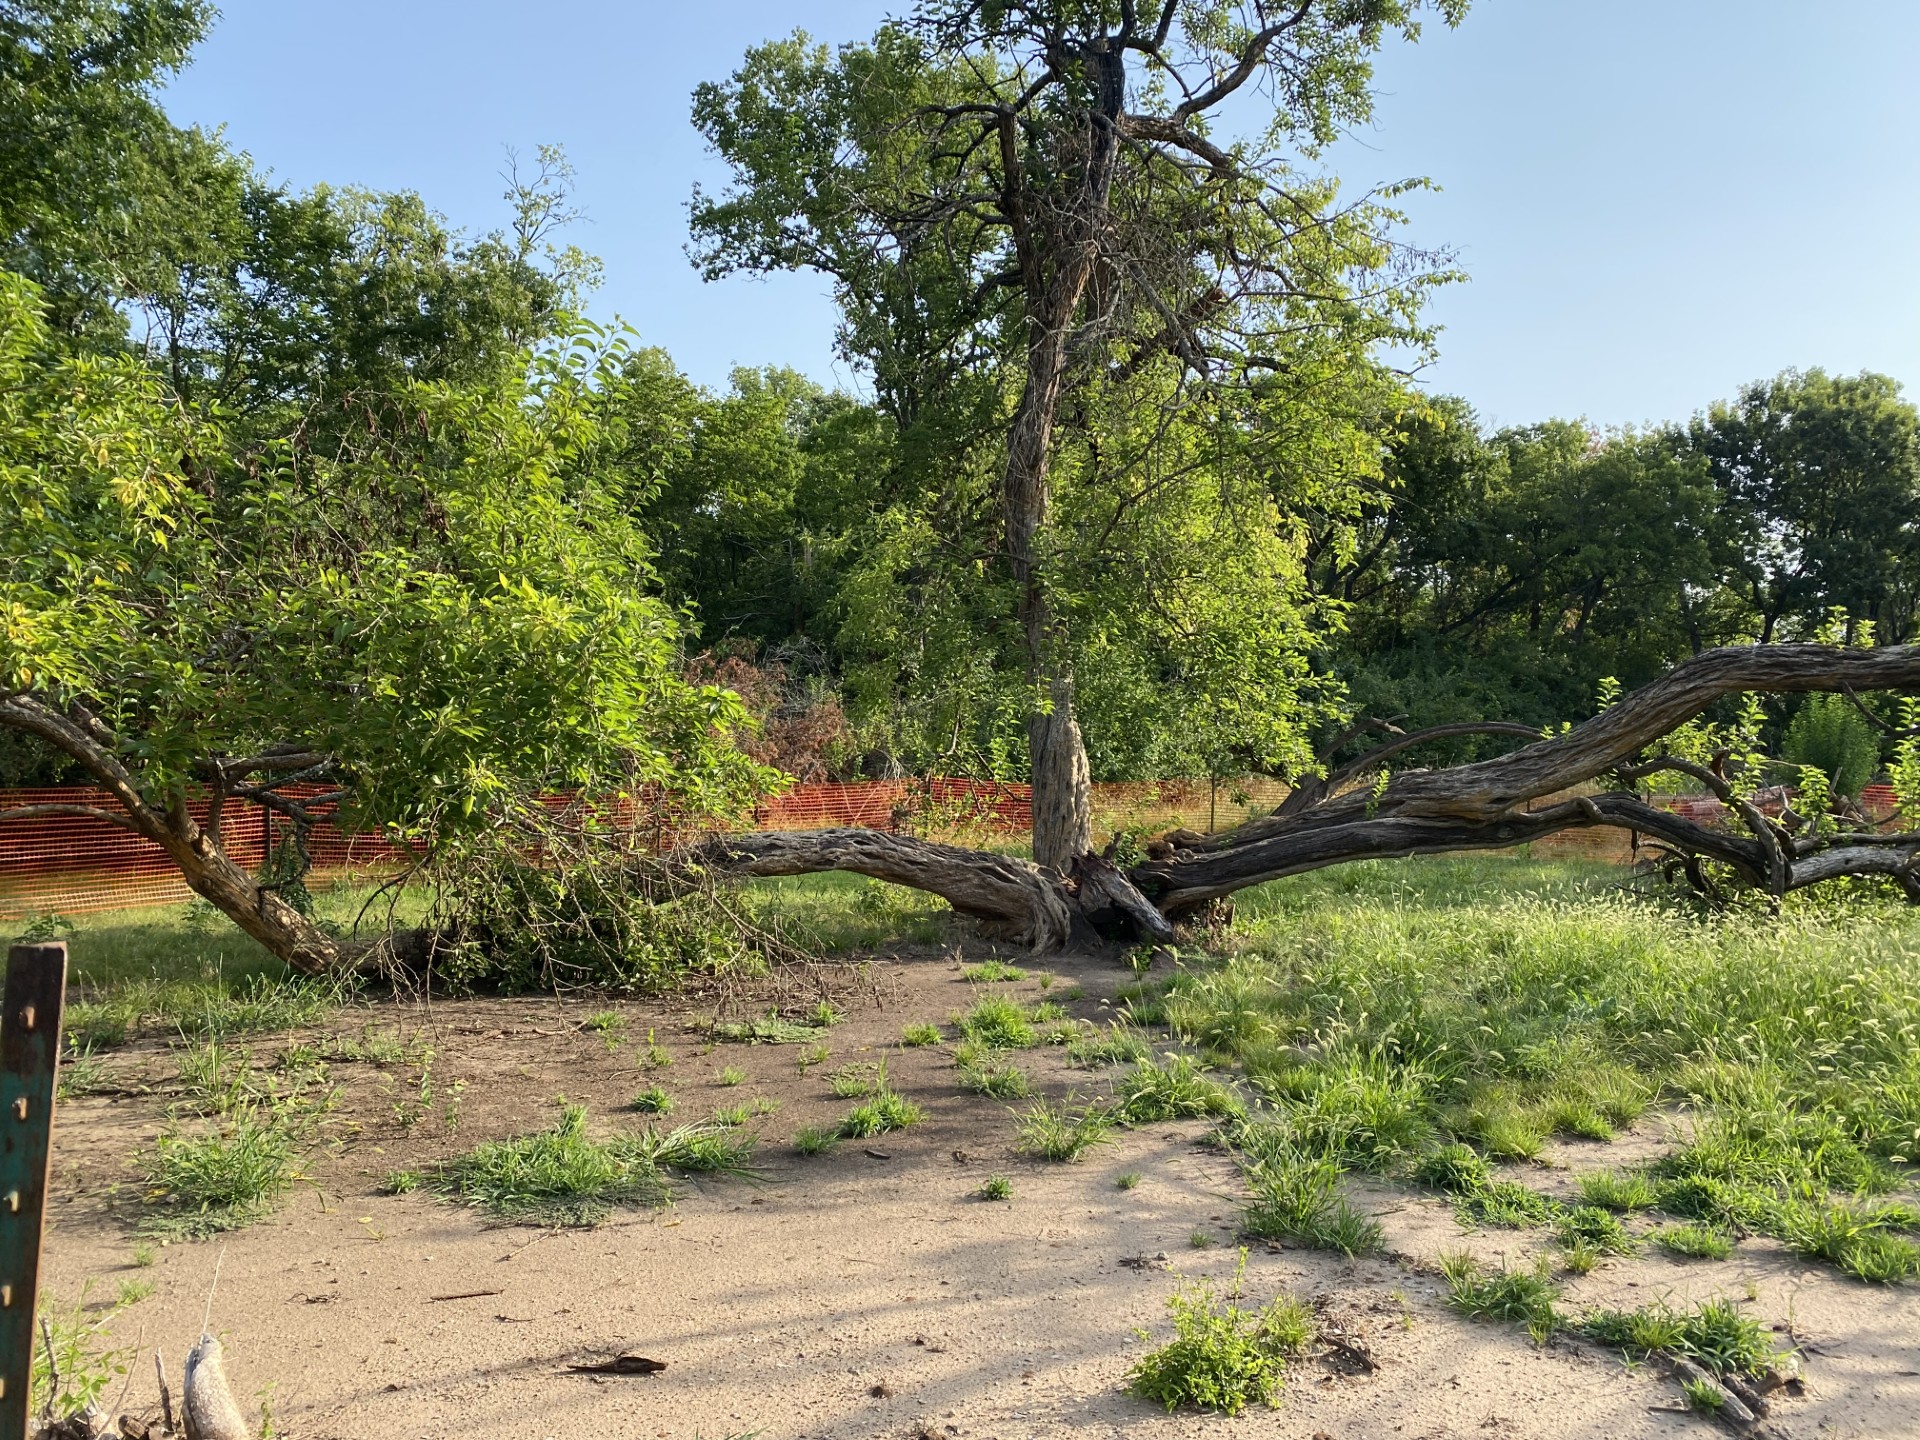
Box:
695;644;1920;948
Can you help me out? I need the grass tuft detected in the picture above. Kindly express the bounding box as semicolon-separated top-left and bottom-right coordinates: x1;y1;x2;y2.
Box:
1014;1098;1115;1162
1439;1251;1563;1343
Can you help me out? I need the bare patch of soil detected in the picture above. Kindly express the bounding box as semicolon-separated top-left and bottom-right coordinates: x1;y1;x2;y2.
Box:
41;949;1919;1439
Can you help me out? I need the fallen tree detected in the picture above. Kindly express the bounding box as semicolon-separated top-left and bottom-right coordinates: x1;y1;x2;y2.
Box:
687;643;1920;950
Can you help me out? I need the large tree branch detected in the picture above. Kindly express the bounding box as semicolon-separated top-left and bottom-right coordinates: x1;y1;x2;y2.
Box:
1171;4;1314;122
0;803;145;834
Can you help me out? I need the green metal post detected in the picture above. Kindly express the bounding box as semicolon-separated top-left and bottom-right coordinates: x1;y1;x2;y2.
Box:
0;941;66;1438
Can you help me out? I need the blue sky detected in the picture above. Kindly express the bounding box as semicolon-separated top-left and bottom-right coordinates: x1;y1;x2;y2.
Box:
163;2;1920;429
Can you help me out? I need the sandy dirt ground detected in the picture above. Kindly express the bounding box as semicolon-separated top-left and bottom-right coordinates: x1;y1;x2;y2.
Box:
39;948;1920;1439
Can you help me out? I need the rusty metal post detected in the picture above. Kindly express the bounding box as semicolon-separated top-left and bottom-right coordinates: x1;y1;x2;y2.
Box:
0;941;66;1438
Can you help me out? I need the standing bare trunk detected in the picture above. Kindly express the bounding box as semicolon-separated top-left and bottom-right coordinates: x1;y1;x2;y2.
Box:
998;44;1126;874
1005;317;1095;873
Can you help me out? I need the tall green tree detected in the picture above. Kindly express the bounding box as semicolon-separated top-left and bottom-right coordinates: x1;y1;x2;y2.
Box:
1683;368;1920;644
694;2;1463;869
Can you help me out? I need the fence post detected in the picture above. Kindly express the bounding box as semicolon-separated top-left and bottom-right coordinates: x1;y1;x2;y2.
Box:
0;941;66;1438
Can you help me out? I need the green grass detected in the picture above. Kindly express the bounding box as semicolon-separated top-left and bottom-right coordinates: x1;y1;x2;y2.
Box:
977;1174;1013;1201
793;1124;838;1155
958;1055;1032;1100
828;1061;886;1098
1237;1144;1384;1256
1067;1023;1152;1068
429;1105;752;1226
901;1022;943;1047
1127;1257;1313;1415
710;1014;824;1044
837;1088;923;1139
1582;1297;1778;1377
1438;1251;1563;1342
716;1065;747;1087
961;960;1026;983
1556;1205;1637;1256
1110;1053;1245;1124
135;1108;299;1238
953;994;1037;1049
1656;1223;1734;1260
1015;1097;1115;1161
629;1085;673;1114
1140;857;1920;1284
1576;1169;1659;1211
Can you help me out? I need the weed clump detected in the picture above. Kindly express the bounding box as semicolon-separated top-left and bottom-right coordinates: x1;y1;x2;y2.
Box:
1582;1297;1778;1377
1067;1024;1151;1068
961;960;1026;983
1015;1098;1115;1161
1111;1054;1244;1124
1127;1256;1312;1415
955;995;1036;1049
430;1105;752;1226
1238;1146;1383;1256
1557;1205;1637;1256
1656;1223;1734;1260
629;1085;673;1114
958;1056;1032;1100
1438;1252;1563;1342
1576;1169;1658;1211
136;1109;298;1238
838;1089;923;1139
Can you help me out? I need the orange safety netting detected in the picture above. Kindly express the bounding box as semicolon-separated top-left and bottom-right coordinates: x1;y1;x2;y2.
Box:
6;776;1882;921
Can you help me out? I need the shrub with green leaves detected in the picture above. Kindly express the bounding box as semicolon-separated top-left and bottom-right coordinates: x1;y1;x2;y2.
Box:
1127;1258;1313;1415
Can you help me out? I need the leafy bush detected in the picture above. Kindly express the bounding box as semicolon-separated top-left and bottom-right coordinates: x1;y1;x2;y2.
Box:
1127;1258;1312;1415
1782;692;1881;798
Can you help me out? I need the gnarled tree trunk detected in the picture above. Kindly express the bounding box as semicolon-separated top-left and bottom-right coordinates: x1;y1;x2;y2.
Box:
694;644;1920;949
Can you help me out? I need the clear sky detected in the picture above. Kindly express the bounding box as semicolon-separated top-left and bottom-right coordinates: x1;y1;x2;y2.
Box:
162;2;1920;429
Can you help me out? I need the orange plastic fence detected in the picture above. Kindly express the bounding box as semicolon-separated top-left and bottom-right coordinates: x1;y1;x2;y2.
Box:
1;778;1894;921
